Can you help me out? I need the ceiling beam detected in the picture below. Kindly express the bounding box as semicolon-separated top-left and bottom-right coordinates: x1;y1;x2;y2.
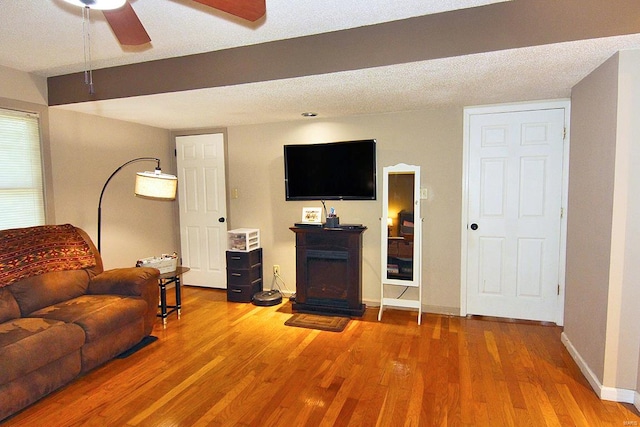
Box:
48;0;640;106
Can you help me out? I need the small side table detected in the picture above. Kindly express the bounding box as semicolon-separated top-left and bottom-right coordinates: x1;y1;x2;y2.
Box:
158;266;189;327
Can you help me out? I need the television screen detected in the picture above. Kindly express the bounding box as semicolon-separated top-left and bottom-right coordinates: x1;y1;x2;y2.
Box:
284;139;377;200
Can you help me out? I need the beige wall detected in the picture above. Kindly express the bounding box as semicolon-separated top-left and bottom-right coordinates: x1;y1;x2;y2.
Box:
48;108;178;270
610;50;640;391
565;53;619;385
0;65;47;106
0;67;55;225
566;50;640;395
226;108;463;311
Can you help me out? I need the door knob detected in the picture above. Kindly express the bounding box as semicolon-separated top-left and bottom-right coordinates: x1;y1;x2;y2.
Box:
470;223;478;230
218;217;225;223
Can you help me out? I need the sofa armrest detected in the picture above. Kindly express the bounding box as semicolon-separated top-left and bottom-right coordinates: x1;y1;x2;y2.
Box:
88;267;160;335
88;267;158;296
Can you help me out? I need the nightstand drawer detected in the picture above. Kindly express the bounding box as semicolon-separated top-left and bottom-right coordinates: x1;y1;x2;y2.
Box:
227;279;262;303
227;266;262;285
226;248;262;270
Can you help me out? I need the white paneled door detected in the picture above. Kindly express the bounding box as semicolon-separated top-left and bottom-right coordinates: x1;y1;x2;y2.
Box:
464;105;567;322
176;133;228;288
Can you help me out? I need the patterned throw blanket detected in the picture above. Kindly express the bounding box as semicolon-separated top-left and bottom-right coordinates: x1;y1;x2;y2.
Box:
0;224;96;288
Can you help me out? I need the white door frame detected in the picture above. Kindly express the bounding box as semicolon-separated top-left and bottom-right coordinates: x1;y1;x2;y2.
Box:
460;100;571;326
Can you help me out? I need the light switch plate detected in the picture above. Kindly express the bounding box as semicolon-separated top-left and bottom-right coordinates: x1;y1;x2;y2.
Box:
420;188;428;199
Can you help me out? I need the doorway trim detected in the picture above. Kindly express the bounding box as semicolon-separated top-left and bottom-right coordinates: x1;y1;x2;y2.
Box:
460;99;571;325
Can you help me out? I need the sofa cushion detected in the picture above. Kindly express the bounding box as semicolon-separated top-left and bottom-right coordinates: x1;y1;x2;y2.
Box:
0;288;20;323
80;318;144;373
9;270;90;317
0;351;81;422
0;317;85;384
28;294;147;342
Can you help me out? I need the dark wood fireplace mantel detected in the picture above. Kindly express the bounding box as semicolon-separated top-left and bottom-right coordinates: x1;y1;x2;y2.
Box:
290;225;366;317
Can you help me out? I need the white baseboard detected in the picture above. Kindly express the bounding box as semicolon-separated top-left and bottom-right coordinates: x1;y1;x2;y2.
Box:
635;390;640;413
600;386;636;404
561;332;635;404
422;305;460;316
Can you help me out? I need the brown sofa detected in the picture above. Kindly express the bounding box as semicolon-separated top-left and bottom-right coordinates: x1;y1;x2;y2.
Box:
0;224;159;421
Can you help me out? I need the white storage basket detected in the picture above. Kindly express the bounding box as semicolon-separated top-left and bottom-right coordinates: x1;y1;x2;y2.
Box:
227;228;260;252
136;255;177;274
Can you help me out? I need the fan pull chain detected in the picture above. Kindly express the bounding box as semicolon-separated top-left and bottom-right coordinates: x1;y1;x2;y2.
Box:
82;6;95;95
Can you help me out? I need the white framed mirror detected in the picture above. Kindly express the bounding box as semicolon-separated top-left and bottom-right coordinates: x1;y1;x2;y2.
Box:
379;163;422;324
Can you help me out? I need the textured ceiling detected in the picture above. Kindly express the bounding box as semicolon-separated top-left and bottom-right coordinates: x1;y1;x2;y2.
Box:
3;0;508;77
2;0;640;129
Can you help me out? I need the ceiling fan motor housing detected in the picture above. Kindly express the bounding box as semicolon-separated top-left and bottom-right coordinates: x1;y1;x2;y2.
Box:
64;0;127;11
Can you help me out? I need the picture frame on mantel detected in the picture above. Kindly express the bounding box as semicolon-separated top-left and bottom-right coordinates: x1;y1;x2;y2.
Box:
301;207;322;224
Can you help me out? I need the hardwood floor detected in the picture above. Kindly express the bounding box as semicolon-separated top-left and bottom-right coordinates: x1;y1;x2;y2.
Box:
3;287;639;426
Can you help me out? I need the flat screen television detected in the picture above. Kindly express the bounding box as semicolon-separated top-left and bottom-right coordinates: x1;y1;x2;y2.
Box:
284;139;377;201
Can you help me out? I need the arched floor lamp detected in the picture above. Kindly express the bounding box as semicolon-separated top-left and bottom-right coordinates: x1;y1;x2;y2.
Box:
98;157;177;253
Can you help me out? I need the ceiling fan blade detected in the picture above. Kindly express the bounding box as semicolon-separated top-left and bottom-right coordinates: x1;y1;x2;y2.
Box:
193;0;266;22
102;2;151;46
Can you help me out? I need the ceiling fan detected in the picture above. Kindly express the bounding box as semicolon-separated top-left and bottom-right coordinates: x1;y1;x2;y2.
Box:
63;0;267;46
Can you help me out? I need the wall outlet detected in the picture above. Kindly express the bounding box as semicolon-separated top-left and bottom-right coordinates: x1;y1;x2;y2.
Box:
273;265;280;275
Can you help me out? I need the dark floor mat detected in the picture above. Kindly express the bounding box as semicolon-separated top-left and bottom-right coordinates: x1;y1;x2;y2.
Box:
284;313;349;332
116;335;158;358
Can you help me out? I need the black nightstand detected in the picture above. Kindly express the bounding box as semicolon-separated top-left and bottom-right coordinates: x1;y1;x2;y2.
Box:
226;248;263;302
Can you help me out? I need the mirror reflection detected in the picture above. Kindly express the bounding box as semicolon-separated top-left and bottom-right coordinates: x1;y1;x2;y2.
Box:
386;173;414;280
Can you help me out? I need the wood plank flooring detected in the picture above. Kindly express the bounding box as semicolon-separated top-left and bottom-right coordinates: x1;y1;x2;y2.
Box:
3;287;639;426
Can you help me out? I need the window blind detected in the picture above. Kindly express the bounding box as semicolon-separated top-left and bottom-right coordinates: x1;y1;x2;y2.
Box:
0;108;45;230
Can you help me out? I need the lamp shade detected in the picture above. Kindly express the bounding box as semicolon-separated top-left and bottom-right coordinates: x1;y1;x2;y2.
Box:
135;171;178;200
63;0;126;10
